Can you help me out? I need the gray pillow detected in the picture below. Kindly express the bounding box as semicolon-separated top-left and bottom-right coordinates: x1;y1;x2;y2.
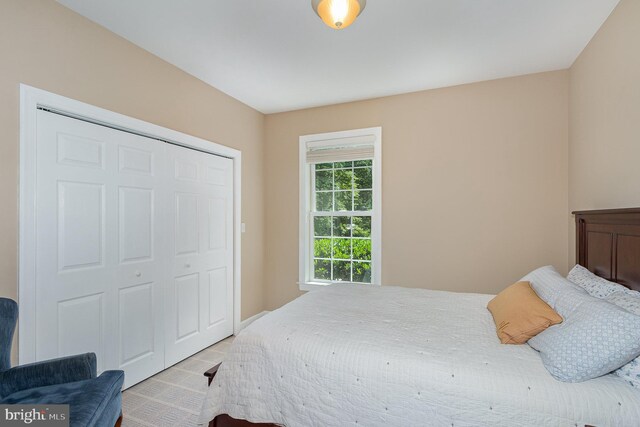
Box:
528;295;640;382
605;290;640;388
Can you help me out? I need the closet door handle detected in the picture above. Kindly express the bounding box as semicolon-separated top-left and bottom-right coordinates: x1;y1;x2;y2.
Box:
185;263;191;269
135;271;142;277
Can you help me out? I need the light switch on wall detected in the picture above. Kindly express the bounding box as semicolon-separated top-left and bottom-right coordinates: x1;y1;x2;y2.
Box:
241;223;246;233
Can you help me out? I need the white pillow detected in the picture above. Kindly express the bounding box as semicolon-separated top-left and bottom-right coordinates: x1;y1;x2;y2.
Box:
566;264;627;298
520;265;587;317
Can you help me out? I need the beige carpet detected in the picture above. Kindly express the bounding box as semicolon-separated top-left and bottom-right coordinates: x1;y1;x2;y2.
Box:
121;336;233;427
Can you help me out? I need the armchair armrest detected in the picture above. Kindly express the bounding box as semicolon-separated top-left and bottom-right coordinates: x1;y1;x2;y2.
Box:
0;353;96;398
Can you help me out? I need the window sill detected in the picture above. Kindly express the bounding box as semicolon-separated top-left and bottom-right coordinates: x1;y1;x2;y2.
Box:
298;281;333;292
298;281;381;292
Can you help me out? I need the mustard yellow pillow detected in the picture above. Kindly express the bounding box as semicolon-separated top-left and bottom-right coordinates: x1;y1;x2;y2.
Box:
487;281;562;344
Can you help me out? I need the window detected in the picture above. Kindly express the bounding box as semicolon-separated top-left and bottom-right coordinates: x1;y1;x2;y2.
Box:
299;127;381;290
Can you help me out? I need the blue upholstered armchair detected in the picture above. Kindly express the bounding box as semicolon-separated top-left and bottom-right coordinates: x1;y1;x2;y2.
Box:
0;298;125;427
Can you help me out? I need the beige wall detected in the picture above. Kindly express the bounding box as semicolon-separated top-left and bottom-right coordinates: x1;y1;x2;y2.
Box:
0;0;266;362
264;71;570;310
568;0;640;264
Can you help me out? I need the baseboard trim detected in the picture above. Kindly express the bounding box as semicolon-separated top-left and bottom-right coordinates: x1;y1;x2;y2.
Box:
238;311;269;332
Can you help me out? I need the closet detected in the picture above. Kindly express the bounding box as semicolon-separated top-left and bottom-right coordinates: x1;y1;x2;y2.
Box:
32;109;234;388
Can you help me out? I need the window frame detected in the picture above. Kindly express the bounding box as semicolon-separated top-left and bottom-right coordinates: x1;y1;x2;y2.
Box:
298;127;382;291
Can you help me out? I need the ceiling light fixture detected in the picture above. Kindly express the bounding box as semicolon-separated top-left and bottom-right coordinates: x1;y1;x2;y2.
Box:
311;0;367;30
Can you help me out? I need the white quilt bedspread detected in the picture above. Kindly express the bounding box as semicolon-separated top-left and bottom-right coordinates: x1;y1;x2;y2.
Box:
199;285;640;426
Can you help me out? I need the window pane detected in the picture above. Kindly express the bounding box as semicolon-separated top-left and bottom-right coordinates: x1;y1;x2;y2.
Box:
352;239;371;260
353;261;371;283
333;216;351;237
352;216;371;237
335;191;353;211
308;154;375;285
314;238;331;258
354;167;372;190
334;161;353;169
334;168;353;190
354;190;372;211
332;238;351;260
316;192;333;211
315;170;333;191
354;159;372;167
314;216;331;237
314;259;331;280
333;260;351;282
315;162;333;170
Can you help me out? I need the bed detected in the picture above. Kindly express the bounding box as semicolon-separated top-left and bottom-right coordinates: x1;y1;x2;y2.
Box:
199;208;640;426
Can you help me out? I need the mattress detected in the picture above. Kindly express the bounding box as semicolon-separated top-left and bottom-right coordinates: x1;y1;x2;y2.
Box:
199;285;640;426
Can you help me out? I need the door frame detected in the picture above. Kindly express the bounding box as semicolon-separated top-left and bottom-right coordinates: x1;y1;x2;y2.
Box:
19;84;242;364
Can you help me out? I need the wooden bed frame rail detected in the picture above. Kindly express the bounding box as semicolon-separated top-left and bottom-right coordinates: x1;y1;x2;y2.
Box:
204;364;279;427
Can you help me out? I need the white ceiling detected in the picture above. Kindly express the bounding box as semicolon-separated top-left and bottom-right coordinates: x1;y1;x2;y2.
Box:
58;0;619;114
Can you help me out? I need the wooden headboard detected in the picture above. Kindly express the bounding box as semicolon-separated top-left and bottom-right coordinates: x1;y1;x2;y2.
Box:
574;208;640;292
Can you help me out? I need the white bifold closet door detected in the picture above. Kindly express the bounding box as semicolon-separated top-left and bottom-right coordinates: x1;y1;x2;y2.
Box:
34;110;234;388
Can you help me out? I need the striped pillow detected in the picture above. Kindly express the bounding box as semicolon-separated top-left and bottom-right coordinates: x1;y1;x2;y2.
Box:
520;265;588;317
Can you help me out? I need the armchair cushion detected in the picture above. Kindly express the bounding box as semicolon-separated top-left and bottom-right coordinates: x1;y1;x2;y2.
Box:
0;298;18;371
0;353;96;398
1;370;124;427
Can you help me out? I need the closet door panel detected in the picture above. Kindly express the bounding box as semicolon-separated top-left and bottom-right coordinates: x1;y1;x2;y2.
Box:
175;273;201;340
165;144;234;366
57;181;105;271
57;294;105;372
36;113;111;373
119;187;154;263
175;192;200;256
112;130;167;387
201;154;234;339
207;267;228;327
35;111;166;388
119;283;155;365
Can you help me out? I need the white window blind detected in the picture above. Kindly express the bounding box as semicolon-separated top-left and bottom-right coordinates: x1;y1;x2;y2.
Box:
305;134;375;164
